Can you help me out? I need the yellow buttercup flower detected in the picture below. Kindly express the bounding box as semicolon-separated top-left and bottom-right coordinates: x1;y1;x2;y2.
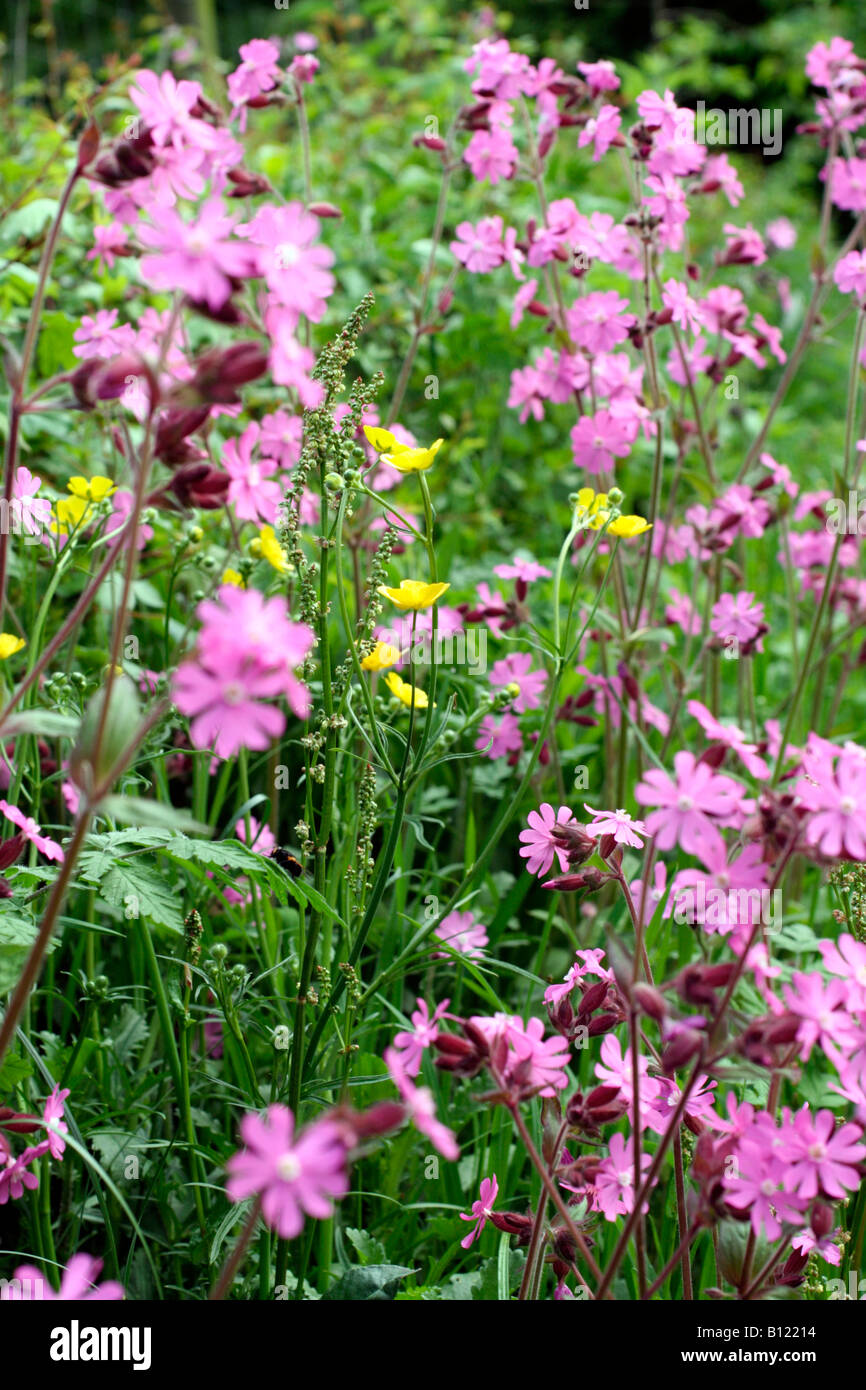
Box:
377;579;450;611
222;568;245;587
385;671;429;709
608;515;652;538
252;525;290;574
67;475;117;502
574;488;611;530
0;633;26;660
361;641;400;672
51;494;90;535
363;424;444;474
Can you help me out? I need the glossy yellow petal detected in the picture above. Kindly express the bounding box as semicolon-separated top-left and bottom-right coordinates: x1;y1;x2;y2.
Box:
0;633;26;659
377;579;450;610
221;568;245;587
384;671;429;709
363;425;409;454
381;439;444;474
608;515;652;538
361;641;400;671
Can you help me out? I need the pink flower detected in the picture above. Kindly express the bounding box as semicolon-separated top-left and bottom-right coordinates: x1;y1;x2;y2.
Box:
460;1175;499;1248
172;585;314;757
227;38;282;107
129;69;215;150
392;997;450;1078
567;291;632;355
222;423;282;524
594;1034;660;1126
577;104;621;161
722;1137;808;1240
830;157;866;212
239;203;334;321
583;805;647;849
577;59;620;96
499;1015;571;1096
709;591;766;651
72;309;136;362
635;751;744;857
476;712;523;761
226;1104;349;1239
259;409;303;471
384;1046;459;1159
464;126;518;184
138;199;257;309
0;1145;45;1204
86;223;130;271
489;652;546;713
796;748;866;859
518;803;575;877
570;409;636;474
593;1132;655;1221
661;278;702;334
41;1086;70;1161
493;557;551;586
783;972;860;1063
0;1254;124;1301
451;216;507;272
0;800;64;862
686;700;770;779
434;910;488;960
778;1107;866;1200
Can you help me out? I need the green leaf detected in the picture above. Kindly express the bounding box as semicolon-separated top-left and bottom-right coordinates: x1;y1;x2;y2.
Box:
345;1228;387;1266
322;1264;415;1300
0;912;56;994
77;856;184;932
99;797;211;835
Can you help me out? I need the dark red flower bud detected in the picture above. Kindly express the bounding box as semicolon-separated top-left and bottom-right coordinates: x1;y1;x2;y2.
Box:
308;201;343;218
489;1210;534;1242
154;407;211;465
0;832;25;871
543;867;607;893
661;1027;705;1073
169;464;230;511
183;343;269;404
633;982;667;1021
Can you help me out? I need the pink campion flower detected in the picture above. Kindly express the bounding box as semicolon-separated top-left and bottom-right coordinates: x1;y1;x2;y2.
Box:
384;1046;459;1159
790;1227;842;1266
129;69;215;150
795;748;866;859
830;157;866;212
700;153;744;206
835;249;866;297
450;216;507;273
582;806;647;849
508;365;545;423
0;1254;124;1301
661;278;702;334
519;803;575;877
226;1104;349;1239
235;814;275;857
577;104;621;161
594;1034;660;1127
566;291;632;355
765;216;796;250
671;840;769;937
493;556;551;586
460;1175;499;1248
665;589;701;636
86;222;130;271
41;1086;70;1161
721;222;767;266
570;409;636;475
434;910;488;960
464;126;519;185
645;1075;718;1134
266;306;325;407
290;54;319;84
709;485;771;540
710;591;766;651
12;467;51;536
723;1138;809;1240
392;998;450;1078
686;700;770;780
227;38;282;107
172;586;315;757
489;652;546;713
475;712;523;761
634;751;744;857
577;59;620;95
72;309;136;361
759;451;799;498
239;203;334;321
783;972;860;1064
643;173;690;252
510;278;539;328
464;38;532;99
806;37;857;89
0;801;64;862
0;1145;46;1204
222;423;282;524
138;200;258;309
819;932;866;1007
474;1014;571;1097
778;1107;866;1200
593;1133;655;1221
260;410;303;471
666;335;713;388
534;347;589;403
628;861;669;926
105;491;154;549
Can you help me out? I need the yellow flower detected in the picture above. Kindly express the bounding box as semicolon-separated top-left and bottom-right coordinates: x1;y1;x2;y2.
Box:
608;515;652;538
50;494;90;535
385;671;429;709
574;488;611;530
0;633;25;660
363;424;444;474
67;475;117;502
377;579;450;610
361;641;400;671
222;568;245;587
252;525;290;574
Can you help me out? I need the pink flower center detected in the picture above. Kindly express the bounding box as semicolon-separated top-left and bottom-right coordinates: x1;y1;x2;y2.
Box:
276;1152;302;1182
222;681;245;706
840;796;856;815
808;1142;826;1160
760;1179;776;1198
676;795;693;811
